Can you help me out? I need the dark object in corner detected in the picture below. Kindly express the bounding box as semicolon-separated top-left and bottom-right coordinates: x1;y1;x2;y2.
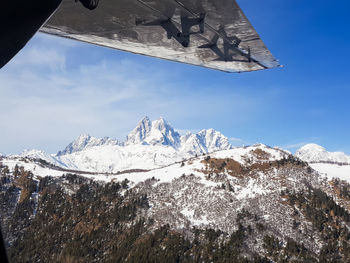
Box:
77;0;99;10
0;0;63;69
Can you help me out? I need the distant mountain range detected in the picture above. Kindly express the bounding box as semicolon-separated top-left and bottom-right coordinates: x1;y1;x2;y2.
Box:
14;117;232;172
8;116;349;177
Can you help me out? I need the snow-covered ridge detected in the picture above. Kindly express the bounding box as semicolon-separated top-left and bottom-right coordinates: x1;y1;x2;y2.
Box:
2;144;292;184
16;149;66;167
57;134;121;156
295;143;350;164
5;139;350;183
212;144;290;164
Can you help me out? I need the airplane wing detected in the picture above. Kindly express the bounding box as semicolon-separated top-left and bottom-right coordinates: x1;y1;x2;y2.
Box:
1;0;280;72
40;0;280;73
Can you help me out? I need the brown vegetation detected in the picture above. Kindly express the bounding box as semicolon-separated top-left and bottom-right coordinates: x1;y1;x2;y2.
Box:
201;157;243;177
250;148;272;160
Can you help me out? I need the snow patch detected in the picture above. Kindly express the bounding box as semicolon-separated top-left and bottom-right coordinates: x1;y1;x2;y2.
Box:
310;163;350;183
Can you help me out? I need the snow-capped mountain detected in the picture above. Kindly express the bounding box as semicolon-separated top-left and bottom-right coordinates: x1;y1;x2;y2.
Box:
295;143;350;164
295;143;350;183
57;134;121;156
125;116;181;148
17;117;232;173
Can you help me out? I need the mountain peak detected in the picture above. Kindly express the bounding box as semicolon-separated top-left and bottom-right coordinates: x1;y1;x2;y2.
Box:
76;133;91;140
298;143;325;152
152;116;168;128
295;143;350;164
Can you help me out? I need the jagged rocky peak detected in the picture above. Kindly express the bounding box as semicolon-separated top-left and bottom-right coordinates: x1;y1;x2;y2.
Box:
295;143;350;164
57;134;119;156
126;116;181;148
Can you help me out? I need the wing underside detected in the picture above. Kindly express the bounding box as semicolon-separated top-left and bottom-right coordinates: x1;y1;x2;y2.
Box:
41;0;280;72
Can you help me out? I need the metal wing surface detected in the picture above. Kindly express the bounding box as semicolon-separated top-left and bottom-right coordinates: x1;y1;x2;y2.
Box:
41;0;280;72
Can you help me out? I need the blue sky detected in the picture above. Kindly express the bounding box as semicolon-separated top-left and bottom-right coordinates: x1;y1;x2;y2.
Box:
1;0;349;155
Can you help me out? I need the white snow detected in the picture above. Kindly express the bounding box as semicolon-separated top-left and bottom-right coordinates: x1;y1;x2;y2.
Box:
116;158;205;185
57;144;183;172
310;163;350;183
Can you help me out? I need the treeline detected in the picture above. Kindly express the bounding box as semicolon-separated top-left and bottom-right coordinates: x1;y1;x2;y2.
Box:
2;170;274;263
